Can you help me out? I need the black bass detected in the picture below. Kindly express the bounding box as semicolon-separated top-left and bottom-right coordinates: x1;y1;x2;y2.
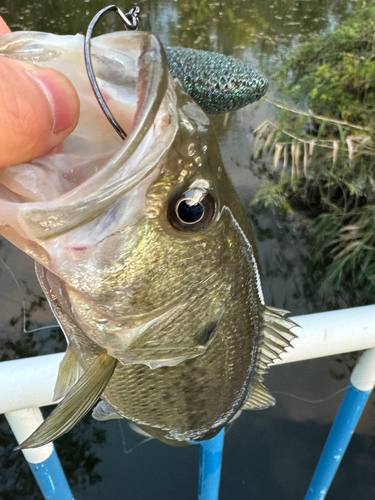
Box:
0;30;296;448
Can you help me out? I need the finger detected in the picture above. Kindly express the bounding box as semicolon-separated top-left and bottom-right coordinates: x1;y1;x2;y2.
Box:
0;56;80;168
0;17;11;35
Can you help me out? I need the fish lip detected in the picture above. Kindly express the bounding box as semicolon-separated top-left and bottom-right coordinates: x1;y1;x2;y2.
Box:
1;32;174;241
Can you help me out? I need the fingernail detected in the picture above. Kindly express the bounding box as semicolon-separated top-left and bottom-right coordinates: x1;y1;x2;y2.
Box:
27;68;79;134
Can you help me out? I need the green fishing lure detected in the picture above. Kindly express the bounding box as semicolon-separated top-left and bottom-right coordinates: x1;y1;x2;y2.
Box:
165;46;268;115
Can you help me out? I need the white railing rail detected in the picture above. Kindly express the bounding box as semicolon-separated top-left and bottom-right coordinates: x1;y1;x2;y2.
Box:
1;305;375;416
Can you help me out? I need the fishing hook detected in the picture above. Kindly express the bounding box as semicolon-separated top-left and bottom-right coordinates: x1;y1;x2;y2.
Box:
84;5;140;140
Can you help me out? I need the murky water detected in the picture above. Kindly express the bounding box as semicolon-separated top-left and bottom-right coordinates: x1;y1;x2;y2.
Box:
0;1;374;499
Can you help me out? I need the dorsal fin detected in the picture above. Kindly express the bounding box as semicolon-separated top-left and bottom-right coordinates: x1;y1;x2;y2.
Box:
256;306;298;376
242;305;298;411
258;306;298;370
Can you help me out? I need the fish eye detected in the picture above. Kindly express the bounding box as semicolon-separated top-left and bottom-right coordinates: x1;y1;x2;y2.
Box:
168;189;215;232
176;199;204;224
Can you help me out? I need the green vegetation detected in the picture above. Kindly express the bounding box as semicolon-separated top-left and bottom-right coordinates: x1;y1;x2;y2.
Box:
253;0;375;301
279;3;375;126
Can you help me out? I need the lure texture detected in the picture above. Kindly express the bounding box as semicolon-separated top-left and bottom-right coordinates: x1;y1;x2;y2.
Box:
165;46;268;114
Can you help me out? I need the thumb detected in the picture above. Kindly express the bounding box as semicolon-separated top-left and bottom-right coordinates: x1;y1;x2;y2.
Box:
0;56;80;168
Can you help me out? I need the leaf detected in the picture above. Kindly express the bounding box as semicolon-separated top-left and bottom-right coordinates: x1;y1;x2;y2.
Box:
333;140;339;165
283;145;288;171
253;135;264;159
263;129;277;155
336;124;347;145
295;143;301;178
291;142;297;188
274;143;283;171
303;142;309;176
317;120;326;143
346;137;354;159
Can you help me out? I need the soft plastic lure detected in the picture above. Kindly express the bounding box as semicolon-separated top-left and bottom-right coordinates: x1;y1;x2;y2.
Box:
84;4;268;142
165;46;268;115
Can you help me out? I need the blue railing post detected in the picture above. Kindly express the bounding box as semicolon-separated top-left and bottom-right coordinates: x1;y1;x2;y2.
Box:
304;348;375;500
198;428;225;500
5;407;74;500
29;449;74;500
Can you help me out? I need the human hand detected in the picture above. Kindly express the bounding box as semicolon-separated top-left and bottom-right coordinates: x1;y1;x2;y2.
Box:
0;17;80;168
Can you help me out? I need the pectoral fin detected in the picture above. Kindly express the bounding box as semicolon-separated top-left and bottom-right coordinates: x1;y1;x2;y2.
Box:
92;400;122;421
53;346;84;401
17;352;117;450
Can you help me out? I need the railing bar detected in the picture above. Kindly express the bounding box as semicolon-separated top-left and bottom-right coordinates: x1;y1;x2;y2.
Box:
198;428;225;500
304;347;375;500
5;407;74;500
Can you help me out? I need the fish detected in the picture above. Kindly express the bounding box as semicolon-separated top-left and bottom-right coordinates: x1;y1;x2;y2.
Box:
0;29;296;449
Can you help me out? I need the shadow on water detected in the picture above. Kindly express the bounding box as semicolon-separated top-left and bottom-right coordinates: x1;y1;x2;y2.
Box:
221;409;375;500
0;411;105;500
0;0;373;499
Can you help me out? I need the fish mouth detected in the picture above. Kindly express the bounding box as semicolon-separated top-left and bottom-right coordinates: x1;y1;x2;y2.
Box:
0;31;177;241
